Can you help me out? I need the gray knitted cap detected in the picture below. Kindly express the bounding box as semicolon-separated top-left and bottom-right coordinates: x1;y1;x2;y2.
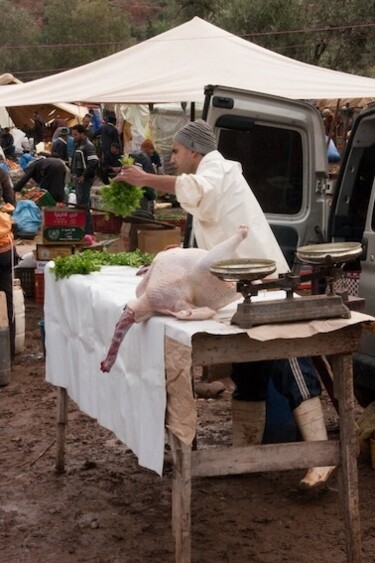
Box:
174;119;216;155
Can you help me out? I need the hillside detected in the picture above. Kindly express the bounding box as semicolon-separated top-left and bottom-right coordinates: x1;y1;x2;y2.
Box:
10;0;159;26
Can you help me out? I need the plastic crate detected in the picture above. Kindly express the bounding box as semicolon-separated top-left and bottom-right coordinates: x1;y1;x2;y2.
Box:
34;272;45;304
333;271;361;297
36;191;56;208
14;268;36;298
92;212;123;234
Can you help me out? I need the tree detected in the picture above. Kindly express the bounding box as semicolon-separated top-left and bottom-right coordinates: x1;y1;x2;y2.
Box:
0;0;40;76
215;0;307;61
301;0;375;75
40;0;132;73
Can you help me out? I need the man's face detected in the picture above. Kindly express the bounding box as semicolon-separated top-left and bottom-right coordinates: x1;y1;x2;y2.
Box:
170;140;200;174
82;117;91;127
72;130;84;143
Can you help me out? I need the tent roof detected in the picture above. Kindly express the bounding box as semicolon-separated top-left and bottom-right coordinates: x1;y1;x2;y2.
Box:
1;17;375;106
0;73;88;128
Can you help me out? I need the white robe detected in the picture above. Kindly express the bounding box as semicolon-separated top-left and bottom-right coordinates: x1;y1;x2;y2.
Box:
175;150;289;275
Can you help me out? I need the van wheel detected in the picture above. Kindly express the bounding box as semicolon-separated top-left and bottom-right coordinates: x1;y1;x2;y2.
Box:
354;384;375;408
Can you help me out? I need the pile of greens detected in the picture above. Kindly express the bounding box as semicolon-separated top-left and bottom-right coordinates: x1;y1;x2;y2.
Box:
51;249;153;280
100;155;144;217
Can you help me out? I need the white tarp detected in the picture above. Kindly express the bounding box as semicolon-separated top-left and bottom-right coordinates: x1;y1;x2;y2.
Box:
0;73;88;128
1;18;375;106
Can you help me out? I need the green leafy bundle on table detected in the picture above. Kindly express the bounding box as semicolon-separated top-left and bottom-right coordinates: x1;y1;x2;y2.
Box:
100;155;144;217
51;249;153;280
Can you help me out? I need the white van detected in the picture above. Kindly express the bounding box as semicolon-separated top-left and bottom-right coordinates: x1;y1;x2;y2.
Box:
203;85;375;406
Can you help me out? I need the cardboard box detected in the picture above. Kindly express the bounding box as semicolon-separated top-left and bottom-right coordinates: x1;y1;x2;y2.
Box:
43;207;86;228
36;244;76;261
136;225;181;254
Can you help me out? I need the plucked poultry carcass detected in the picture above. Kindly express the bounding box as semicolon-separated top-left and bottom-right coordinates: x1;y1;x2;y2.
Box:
100;225;249;372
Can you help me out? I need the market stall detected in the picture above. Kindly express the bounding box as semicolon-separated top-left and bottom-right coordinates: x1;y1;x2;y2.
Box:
44;263;374;562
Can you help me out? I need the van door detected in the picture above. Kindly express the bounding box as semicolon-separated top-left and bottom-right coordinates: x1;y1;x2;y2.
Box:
329;106;375;404
203;85;329;266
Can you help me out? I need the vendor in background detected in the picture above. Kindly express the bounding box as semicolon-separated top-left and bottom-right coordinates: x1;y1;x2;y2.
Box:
140;139;163;174
71;124;99;234
0;128;16;159
14;156;67;203
82;113;95;141
95;115;121;161
102;142;122;184
0;208;15;365
0;165;15;205
129;147;157;216
52;127;70;164
118;119;335;492
32;111;45;146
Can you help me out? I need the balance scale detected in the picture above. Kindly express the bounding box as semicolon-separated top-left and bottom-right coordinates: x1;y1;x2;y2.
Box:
210;242;363;328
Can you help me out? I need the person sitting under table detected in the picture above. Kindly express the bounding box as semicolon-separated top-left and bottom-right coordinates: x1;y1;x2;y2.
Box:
117;119;335;491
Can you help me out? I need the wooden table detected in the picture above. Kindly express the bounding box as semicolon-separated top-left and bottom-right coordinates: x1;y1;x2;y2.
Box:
166;324;363;563
46;266;365;563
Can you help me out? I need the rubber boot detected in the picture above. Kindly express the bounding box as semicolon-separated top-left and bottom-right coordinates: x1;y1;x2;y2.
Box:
293;396;336;490
231;399;266;447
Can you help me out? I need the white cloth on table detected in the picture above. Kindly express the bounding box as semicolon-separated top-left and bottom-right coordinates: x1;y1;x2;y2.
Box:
44;264;374;475
45;265;168;475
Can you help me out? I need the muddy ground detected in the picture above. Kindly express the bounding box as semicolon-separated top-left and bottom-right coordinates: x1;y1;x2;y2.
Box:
1;298;374;563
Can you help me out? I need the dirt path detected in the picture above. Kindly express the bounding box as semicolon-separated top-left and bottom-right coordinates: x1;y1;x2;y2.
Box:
1;299;374;562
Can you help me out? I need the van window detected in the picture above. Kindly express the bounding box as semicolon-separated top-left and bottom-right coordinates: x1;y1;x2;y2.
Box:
333;144;375;242
216;118;303;214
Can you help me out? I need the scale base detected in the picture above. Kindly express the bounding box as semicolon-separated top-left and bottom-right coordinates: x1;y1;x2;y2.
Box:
231;294;351;328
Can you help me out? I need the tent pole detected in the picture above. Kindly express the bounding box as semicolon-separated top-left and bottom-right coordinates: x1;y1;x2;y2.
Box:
190;102;195;122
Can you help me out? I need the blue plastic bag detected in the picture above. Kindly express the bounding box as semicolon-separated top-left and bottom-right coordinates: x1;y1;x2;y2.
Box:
327;138;341;163
13;200;42;235
18;153;35;171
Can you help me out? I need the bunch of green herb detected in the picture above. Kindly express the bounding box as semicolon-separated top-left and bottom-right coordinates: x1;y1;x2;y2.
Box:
100;155;144;217
51;249;153;280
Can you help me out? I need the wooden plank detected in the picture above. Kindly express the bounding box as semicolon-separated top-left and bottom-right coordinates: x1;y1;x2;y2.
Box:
313;356;339;414
56;387;68;473
332;354;362;563
191;325;362;366
191;441;340;478
169;432;192;563
0;291;8;328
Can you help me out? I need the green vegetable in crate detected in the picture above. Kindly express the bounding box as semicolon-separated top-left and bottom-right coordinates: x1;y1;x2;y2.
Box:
51;249;153;279
100;155;144;218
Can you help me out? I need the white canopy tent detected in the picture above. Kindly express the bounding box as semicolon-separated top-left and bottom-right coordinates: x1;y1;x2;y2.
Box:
0;17;375;106
0;73;88;129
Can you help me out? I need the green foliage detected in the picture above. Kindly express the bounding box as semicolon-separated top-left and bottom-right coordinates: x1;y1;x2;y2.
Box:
51;249;153;279
215;0;308;60
0;0;40;75
99;155;144;218
2;0;374;81
40;0;132;69
301;0;375;74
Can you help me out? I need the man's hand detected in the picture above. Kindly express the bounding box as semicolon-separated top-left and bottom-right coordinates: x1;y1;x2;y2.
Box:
77;175;85;184
114;165;146;185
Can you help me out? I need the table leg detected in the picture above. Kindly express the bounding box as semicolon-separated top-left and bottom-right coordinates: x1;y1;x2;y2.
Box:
56;386;68;473
168;431;192;563
331;353;362;563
